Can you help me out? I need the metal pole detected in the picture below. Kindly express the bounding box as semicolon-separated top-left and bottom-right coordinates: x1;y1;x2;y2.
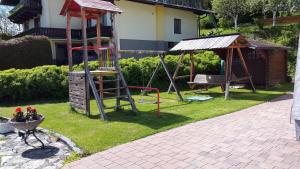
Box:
293;33;300;141
81;9;90;115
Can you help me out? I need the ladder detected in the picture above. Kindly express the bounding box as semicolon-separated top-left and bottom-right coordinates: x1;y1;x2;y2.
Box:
85;50;138;120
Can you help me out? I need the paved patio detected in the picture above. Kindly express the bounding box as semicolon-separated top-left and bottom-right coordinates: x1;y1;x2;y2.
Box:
64;94;300;169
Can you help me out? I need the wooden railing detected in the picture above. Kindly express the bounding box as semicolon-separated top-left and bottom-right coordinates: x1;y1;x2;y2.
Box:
14;27;112;39
9;0;42;16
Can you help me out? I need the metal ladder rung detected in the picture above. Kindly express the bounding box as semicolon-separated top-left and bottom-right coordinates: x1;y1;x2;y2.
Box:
105;103;132;109
102;95;128;100
94;79;120;84
99;87;126;92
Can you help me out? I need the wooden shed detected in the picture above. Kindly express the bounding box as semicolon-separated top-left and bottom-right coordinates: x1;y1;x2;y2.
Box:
233;40;289;86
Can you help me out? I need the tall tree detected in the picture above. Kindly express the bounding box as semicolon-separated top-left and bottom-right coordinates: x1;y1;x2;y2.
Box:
248;0;268;19
0;6;21;36
212;0;248;31
266;0;289;26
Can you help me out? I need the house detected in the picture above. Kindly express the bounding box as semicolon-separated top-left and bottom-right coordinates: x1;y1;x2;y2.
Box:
0;0;209;65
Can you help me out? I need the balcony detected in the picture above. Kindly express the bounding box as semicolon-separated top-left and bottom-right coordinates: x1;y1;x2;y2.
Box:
8;0;42;24
14;27;113;39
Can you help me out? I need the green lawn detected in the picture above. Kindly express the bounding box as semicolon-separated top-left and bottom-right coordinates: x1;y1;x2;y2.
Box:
0;84;292;155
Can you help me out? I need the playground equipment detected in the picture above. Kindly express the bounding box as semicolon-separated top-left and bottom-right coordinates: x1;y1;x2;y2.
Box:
60;0;137;120
147;33;256;100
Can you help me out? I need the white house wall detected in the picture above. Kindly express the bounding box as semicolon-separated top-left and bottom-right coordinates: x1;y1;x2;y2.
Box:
46;0;81;29
164;8;198;42
115;0;157;41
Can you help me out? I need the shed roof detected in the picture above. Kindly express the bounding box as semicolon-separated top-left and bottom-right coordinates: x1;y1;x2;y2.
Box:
170;34;290;52
248;40;290;50
60;0;123;16
170;34;247;51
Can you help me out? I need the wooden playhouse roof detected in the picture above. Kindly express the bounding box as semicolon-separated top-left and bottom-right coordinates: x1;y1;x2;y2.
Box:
60;0;123;16
170;34;248;51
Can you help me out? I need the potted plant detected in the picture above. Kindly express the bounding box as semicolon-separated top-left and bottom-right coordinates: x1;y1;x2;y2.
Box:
10;106;45;131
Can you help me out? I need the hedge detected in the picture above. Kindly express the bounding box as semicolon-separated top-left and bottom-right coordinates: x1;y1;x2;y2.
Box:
0;51;220;102
0;36;52;70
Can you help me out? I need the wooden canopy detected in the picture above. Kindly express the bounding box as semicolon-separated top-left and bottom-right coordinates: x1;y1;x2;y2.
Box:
170;34;248;51
60;0;123;17
168;33;255;99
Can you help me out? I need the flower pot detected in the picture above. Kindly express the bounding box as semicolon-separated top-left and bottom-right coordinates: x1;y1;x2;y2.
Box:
9;115;44;131
0;117;15;134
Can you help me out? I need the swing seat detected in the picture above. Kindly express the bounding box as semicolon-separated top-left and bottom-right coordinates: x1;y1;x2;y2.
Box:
188;74;226;86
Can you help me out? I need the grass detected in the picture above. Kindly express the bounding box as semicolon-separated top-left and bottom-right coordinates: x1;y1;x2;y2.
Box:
0;84;292;155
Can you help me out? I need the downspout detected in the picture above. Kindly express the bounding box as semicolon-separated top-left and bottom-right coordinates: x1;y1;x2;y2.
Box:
197;15;200;37
293;33;300;141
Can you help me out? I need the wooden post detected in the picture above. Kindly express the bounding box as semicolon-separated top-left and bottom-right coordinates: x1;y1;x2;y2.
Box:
159;54;184;101
237;48;256;93
225;48;233;99
111;13;135;112
146;61;161;88
96;15;104;100
66;11;73;71
81;9;90;116
168;53;184;93
189;52;195;82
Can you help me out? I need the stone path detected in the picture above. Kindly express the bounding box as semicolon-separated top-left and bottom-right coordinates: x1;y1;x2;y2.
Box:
0;130;72;169
64;94;300;169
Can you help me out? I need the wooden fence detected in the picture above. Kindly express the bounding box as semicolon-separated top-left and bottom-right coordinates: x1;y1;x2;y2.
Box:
259;15;300;25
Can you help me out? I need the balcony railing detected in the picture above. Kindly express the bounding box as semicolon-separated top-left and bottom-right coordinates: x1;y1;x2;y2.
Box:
8;0;42;24
14;27;113;39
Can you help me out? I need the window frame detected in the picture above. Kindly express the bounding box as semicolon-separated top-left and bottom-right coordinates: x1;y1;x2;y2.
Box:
174;18;182;34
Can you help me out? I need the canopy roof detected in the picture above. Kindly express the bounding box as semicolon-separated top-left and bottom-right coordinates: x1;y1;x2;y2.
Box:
170;34;248;51
171;33;290;52
60;0;123;16
248;40;290;50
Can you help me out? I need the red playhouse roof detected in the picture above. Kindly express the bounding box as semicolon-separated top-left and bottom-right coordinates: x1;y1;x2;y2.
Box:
60;0;123;16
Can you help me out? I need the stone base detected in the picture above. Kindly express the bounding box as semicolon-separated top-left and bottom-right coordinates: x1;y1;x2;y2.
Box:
295;120;300;141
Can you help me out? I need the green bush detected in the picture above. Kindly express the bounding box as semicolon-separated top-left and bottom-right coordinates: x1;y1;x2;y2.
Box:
0;52;220;102
200;16;215;29
217;17;233;28
0;36;53;70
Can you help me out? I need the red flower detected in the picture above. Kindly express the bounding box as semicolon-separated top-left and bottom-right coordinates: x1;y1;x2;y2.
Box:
15;107;22;113
32;108;37;113
26;106;32;112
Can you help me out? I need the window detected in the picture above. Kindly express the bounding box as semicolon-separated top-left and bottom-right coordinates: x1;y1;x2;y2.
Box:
174;18;181;34
24;21;29;31
34;17;40;28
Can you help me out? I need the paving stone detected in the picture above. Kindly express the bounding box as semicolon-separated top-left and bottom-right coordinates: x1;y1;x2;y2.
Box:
64;94;300;169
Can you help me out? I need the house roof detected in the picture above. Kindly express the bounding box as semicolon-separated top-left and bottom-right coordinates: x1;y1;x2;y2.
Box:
170;33;247;51
248;40;290;50
127;0;211;15
60;0;122;16
0;0;19;6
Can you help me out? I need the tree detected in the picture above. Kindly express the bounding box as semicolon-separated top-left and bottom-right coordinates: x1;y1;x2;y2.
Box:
212;0;248;31
0;6;21;36
248;0;268;19
266;0;289;27
288;0;300;13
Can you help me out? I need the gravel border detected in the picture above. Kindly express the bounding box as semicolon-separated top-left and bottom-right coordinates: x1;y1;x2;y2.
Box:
37;128;83;155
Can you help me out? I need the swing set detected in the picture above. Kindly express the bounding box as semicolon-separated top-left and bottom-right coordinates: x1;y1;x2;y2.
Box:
146;33;256;100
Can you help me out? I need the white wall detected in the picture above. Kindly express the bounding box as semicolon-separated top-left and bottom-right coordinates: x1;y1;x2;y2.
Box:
116;0;198;42
46;0;82;29
164;8;198;42
115;0;156;41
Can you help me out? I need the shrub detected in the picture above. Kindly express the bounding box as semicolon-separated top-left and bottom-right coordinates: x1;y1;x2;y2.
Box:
0;36;53;70
0;52;220;102
200;16;215;29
